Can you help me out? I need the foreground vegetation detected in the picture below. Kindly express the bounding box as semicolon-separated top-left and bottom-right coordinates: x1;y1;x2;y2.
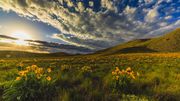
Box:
0;53;180;101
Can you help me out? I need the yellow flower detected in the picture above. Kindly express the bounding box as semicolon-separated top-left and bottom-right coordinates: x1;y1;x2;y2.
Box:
131;75;136;79
137;72;140;76
36;68;43;74
115;67;120;72
18;71;27;77
121;69;126;74
112;71;116;75
116;76;119;80
16;77;21;81
31;65;38;71
24;70;29;73
26;66;31;71
126;67;132;72
47;68;52;73
46;76;51;81
36;75;41;79
19;63;24;67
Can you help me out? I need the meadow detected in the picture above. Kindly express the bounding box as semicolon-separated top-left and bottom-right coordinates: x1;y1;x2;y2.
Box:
0;53;180;101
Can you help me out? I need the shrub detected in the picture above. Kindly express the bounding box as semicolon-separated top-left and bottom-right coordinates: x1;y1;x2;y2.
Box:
61;65;71;72
80;66;92;77
111;67;139;93
3;65;57;101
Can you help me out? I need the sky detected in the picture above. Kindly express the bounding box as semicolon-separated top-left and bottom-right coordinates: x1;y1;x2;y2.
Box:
0;0;179;54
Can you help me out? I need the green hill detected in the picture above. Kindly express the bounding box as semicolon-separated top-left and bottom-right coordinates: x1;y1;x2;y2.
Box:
147;28;180;52
94;28;180;55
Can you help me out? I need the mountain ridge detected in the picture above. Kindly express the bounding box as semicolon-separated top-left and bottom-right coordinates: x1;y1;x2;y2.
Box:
93;28;180;55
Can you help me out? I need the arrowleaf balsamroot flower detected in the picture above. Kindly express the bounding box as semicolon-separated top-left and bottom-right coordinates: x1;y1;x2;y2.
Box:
46;76;52;81
47;68;52;73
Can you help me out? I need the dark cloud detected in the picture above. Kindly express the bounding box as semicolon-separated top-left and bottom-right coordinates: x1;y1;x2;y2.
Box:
0;35;18;40
0;34;93;54
26;40;93;53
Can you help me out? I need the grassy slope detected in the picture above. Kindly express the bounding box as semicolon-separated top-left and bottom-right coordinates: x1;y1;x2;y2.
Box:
147;28;180;52
94;28;180;55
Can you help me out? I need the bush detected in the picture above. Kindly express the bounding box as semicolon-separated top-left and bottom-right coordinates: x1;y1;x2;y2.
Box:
111;67;139;93
80;66;92;77
3;65;58;101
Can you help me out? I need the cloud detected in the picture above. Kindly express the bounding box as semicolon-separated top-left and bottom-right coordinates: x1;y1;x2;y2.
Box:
0;35;18;40
0;34;93;54
165;16;172;20
0;0;179;53
124;6;136;14
26;40;93;53
144;20;180;38
145;7;159;22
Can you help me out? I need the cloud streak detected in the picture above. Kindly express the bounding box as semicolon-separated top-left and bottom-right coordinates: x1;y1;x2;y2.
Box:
0;0;179;52
0;34;93;54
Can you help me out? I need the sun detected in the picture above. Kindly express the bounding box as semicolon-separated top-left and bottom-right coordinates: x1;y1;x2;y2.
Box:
14;40;29;46
11;31;32;40
10;31;32;46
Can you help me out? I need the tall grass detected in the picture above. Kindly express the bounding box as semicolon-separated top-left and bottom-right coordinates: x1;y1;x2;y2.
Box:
0;53;180;100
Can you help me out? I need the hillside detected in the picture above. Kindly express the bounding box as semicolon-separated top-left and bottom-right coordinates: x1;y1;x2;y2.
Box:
94;28;180;55
0;28;179;57
147;28;180;52
0;51;70;58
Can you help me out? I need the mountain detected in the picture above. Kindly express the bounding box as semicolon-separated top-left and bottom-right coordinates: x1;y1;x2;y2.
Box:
94;28;180;55
0;51;70;58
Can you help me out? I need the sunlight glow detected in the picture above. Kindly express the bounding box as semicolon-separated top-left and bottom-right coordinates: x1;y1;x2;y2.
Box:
14;40;29;46
11;31;32;40
9;31;32;46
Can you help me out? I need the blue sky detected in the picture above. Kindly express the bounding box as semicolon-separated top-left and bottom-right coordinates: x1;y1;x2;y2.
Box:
0;0;179;53
0;10;64;43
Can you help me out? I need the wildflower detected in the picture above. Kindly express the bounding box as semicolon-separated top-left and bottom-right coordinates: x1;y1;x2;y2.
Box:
16;77;21;81
137;72;140;76
47;68;52;73
36;68;43;74
131;75;136;79
31;65;38;71
126;67;132;72
112;71;116;75
81;66;92;73
36;75;41;79
19;63;24;67
121;69;126;74
116;76;119;80
46;76;51;81
18;71;27;77
26;66;31;71
115;67;120;72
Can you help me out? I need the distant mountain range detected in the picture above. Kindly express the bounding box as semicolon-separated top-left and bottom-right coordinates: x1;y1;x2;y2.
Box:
94;28;180;55
0;51;70;58
0;28;179;58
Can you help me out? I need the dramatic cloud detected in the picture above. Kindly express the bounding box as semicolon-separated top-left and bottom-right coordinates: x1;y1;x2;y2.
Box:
0;34;93;54
0;0;179;52
0;35;18;40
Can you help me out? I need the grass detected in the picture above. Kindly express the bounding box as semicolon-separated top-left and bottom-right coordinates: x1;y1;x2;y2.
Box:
0;53;180;100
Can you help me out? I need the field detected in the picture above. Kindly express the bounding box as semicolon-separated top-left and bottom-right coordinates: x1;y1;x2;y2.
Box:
0;53;180;101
